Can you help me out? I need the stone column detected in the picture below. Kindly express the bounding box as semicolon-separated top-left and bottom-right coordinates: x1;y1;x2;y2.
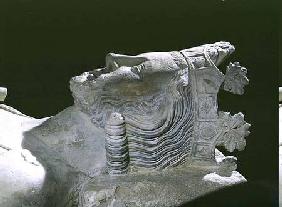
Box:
105;112;129;174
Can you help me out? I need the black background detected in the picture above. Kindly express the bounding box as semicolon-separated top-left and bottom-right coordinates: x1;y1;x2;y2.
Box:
0;0;279;206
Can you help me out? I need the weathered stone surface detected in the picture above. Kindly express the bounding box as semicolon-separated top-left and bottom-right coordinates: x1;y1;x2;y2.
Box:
74;153;245;207
224;62;249;95
216;112;250;152
105;113;129;175
17;41;250;206
68;41;250;170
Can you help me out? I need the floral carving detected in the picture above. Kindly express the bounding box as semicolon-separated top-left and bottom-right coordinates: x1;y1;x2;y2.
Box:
224;62;249;95
198;96;217;119
216;112;251;152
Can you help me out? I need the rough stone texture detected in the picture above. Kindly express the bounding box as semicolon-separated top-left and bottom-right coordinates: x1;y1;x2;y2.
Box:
75;155;244;207
67;41;250;170
18;42;250;206
0;107;244;207
223;62;249;95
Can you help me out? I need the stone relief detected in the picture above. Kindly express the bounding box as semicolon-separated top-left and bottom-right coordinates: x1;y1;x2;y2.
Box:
68;41;250;171
0;41;251;206
224;62;249;95
216;112;250;152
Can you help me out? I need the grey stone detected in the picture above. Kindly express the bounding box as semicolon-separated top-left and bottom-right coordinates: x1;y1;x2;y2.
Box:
16;41;251;206
76;156;244;207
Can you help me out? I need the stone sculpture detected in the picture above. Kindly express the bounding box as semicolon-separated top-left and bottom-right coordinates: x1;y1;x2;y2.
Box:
17;41;250;206
69;41;250;173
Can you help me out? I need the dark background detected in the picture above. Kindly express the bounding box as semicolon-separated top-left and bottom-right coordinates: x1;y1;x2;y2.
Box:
0;0;279;206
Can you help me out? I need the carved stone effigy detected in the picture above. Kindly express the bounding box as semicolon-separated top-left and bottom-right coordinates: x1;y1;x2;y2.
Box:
19;41;251;207
70;41;250;173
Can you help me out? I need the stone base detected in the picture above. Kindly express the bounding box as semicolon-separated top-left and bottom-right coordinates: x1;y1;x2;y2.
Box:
70;158;246;207
0;105;246;207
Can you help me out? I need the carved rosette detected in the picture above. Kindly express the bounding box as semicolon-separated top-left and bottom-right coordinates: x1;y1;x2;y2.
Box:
216;112;251;152
224;62;249;95
105;112;129;174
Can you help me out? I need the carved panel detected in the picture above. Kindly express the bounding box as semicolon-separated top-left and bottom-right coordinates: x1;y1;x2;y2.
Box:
193;142;214;159
191;62;224;159
195;67;224;94
196;121;218;141
198;95;218;119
